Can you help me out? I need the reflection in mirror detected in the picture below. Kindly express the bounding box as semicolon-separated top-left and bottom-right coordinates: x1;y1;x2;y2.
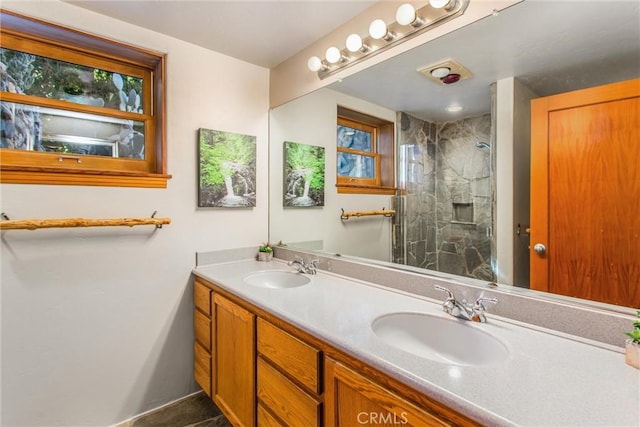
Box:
269;1;639;311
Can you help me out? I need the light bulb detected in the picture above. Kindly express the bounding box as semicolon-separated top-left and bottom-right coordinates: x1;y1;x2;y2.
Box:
346;33;363;52
429;0;451;9
430;67;450;78
307;56;323;72
396;4;417;26
369;19;388;40
325;46;342;64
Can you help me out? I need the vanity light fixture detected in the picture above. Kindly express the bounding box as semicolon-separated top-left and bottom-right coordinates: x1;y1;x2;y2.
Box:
396;3;425;27
446;105;463;112
307;56;326;72
430;0;457;11
346;33;368;53
308;0;469;79
369;19;394;41
325;46;343;64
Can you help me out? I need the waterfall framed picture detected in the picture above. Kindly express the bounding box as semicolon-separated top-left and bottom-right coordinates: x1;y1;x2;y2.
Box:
283;141;325;207
198;128;256;207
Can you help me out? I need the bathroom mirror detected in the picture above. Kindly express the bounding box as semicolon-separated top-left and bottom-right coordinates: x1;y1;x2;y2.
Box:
269;1;639;312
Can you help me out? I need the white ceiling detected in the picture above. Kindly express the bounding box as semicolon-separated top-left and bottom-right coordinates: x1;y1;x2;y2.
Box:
65;0;639;119
330;1;640;121
66;0;377;68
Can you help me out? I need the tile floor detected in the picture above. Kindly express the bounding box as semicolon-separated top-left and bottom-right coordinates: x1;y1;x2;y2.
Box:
126;392;232;427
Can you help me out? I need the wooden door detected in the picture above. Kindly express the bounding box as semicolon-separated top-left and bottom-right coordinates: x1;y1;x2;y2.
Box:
212;294;255;427
531;78;640;307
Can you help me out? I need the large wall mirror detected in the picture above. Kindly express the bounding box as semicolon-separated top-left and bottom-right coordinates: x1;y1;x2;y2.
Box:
269;1;639;313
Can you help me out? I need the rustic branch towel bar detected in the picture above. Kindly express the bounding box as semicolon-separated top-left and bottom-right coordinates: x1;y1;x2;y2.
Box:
340;208;395;221
0;211;170;230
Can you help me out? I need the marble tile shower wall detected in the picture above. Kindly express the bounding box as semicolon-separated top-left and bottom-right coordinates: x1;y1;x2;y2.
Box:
394;112;494;281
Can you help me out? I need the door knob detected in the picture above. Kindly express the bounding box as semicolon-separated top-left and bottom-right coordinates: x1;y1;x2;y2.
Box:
533;243;547;255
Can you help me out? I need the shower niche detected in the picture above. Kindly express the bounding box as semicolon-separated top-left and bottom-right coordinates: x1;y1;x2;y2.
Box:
452;202;474;224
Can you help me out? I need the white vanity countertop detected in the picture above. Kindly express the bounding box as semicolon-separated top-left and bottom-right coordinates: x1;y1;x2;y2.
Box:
193;259;640;427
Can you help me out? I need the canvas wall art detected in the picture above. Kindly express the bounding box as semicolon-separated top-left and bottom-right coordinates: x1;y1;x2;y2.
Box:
198;128;256;207
283;141;325;207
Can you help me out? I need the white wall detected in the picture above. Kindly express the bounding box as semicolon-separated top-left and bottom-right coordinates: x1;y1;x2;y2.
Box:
512;79;537;287
495;78;515;284
495;77;537;286
269;88;395;262
0;2;269;426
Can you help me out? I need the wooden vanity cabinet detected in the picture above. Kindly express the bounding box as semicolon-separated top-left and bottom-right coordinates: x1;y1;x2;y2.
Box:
193;279;255;427
194;276;476;427
256;318;322;426
193;279;212;397
325;358;455;427
212;293;256;427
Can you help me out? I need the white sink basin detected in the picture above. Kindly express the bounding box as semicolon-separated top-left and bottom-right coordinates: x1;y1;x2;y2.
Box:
243;270;311;289
371;312;509;366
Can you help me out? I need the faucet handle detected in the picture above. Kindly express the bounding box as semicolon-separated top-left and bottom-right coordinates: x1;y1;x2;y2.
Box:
471;297;498;322
434;284;455;300
434;285;457;314
288;255;303;265
473;296;498;310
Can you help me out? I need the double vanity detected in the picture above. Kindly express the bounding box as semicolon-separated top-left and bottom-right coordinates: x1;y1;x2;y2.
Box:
193;255;639;426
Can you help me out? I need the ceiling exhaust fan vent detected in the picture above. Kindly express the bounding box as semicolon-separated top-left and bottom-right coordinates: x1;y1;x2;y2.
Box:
418;59;473;85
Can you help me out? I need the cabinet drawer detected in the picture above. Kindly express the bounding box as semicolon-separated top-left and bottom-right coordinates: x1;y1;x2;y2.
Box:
194;280;212;315
194;342;211;397
258;404;284;427
194;309;211;351
257;357;320;427
257;318;320;394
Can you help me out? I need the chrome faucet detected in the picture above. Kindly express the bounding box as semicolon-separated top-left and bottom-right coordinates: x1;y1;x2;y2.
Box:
288;255;319;275
434;285;498;323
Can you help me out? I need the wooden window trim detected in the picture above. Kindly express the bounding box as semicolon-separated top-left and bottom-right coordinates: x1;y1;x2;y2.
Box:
0;10;170;188
336;106;395;195
337;117;379;187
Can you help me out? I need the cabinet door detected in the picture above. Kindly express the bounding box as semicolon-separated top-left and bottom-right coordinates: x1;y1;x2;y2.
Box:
324;358;454;427
212;294;256;427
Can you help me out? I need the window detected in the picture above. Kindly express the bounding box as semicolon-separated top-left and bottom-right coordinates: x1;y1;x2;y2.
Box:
0;11;169;188
336;106;395;195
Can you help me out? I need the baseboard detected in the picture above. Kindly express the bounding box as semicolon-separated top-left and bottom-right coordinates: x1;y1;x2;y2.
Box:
110;391;205;427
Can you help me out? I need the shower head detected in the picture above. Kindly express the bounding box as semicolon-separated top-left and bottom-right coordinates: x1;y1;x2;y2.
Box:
475;142;491;150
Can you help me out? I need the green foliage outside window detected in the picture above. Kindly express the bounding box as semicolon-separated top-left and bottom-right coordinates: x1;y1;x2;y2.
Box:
0;48;143;111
